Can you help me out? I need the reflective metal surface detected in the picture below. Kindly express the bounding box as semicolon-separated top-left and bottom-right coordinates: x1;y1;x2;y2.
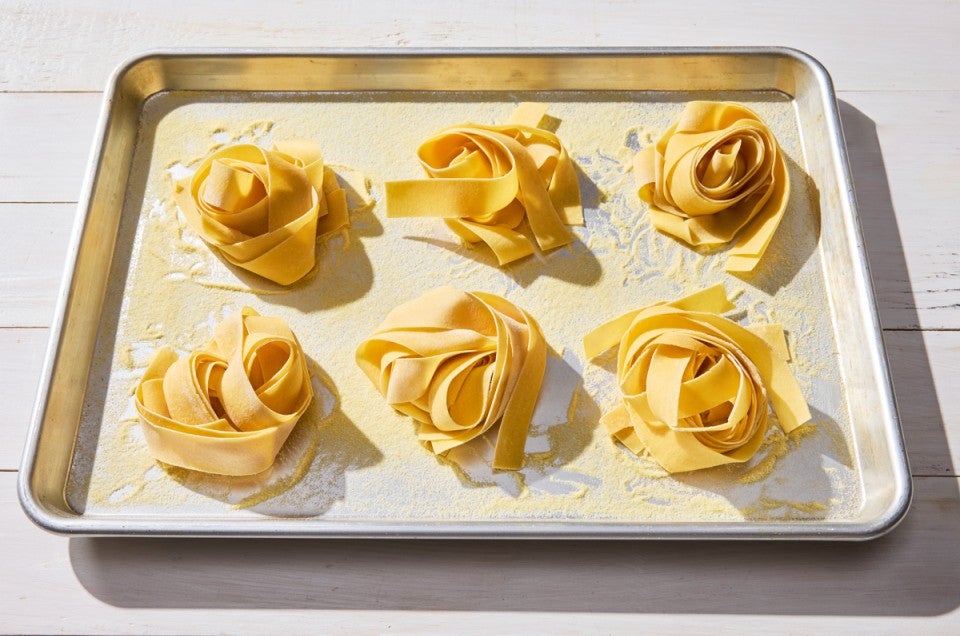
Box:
18;48;911;539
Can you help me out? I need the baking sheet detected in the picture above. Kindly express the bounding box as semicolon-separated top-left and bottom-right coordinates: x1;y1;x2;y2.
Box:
19;50;911;538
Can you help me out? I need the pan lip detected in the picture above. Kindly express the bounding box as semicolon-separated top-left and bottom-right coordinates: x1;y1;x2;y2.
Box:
18;46;911;540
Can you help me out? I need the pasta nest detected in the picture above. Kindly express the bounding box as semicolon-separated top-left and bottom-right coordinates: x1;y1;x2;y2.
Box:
634;101;790;272
386;102;583;266
584;285;811;473
135;308;314;476
175;140;348;285
356;287;546;470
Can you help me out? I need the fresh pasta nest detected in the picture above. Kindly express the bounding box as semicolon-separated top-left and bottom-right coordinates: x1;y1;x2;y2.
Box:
355;287;546;470
175;140;348;285
134;307;314;476
634;101;790;272
583;285;811;473
385;102;584;266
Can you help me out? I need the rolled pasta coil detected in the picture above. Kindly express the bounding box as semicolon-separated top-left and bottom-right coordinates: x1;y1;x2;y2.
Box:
135;307;314;476
356;287;546;470
634;101;790;273
584;285;811;473
175;140;349;285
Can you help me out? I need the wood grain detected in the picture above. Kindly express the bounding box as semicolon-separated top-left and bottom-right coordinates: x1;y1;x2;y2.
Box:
841;92;960;330
1;1;957;92
2;90;958;329
885;330;960;476
2;1;958;633
0;93;101;202
0;328;48;470
0;203;74;327
3;472;959;633
4;329;954;474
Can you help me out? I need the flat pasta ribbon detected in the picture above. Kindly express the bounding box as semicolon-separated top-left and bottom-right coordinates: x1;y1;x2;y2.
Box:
385;102;584;266
634;102;790;272
175;140;349;285
135;307;314;476
583;285;811;473
355;287;547;470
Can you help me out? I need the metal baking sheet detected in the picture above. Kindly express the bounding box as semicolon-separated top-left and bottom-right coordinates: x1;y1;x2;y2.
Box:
18;48;911;539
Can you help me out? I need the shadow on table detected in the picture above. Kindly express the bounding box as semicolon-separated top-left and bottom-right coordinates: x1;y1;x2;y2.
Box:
67;102;960;617
839;99;957;478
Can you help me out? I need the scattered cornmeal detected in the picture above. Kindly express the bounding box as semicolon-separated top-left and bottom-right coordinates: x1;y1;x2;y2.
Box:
583;285;811;473
355;287;546;470
134;308;314;476
385;102;584;265
634;102;790;272
175;140;349;285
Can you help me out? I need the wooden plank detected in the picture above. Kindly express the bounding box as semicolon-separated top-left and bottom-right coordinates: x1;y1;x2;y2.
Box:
0;93;101;202
1;1;956;633
1;0;958;92
2;473;959;632
0;89;958;329
3;329;953;474
886;330;960;476
840;92;960;330
0;203;74;327
0;328;48;470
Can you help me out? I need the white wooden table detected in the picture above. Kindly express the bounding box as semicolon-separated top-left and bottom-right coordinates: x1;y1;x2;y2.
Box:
2;2;958;633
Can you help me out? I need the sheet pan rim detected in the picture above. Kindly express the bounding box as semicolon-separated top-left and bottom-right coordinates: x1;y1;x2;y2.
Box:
19;46;911;540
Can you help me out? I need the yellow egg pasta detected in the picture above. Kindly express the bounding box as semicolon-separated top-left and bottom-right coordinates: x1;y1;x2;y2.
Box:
385;103;584;266
135;307;314;476
583;285;811;473
175;140;349;285
634;102;790;273
355;287;547;470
